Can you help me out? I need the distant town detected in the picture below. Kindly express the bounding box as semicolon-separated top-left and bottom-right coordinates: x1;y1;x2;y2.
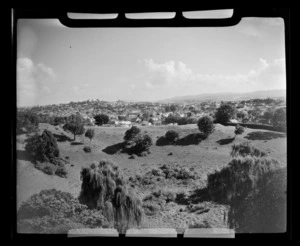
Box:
18;97;286;128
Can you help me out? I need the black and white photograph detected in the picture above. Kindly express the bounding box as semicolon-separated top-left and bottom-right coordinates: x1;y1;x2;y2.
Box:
14;9;289;238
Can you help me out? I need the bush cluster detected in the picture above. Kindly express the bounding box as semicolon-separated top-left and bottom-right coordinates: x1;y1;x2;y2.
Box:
123;127;152;156
129;165;198;187
123;126;141;142
165;130;179;143
83;146;92;153
25;130;67;177
25;130;60;162
230;142;268;158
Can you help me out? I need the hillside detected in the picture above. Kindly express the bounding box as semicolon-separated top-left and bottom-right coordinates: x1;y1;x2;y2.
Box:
158;89;286;104
16;123;287;230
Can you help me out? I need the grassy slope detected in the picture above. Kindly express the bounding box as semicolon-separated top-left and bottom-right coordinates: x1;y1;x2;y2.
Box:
16;123;287;230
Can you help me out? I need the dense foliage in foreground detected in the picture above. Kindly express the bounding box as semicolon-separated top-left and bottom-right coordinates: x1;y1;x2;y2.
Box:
79;161;143;233
17;189;112;233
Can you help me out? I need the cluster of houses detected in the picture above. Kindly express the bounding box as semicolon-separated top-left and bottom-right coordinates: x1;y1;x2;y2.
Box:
19;97;286;127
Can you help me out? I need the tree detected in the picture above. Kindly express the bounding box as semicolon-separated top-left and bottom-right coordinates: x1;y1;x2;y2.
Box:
79;161;143;233
170;104;177;112
17;111;39;134
271;108;286;127
142;112;150;121
94;114;109;126
85;129;95;143
186;112;193;117
215;103;236;124
237;111;248;121
118;115;127;121
53;116;66;126
126;133;152;155
148;118;154;125
263;110;274;125
163;113;179;124
197;116;215;138
63;114;85;140
165;130;179;143
123;126;141;142
234;124;245;139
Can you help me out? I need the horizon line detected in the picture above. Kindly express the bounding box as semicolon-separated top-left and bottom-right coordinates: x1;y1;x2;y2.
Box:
18;88;286;108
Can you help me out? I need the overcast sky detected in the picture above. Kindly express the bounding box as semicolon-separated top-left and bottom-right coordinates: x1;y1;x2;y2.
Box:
17;17;286;107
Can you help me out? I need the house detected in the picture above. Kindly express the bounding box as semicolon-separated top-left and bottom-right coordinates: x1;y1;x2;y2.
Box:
115;121;132;127
230;119;239;124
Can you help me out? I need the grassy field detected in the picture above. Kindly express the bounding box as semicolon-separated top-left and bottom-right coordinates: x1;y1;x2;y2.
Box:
16;123;287;231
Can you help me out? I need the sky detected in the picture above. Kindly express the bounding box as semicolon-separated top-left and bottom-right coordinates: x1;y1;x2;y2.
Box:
16;16;286;107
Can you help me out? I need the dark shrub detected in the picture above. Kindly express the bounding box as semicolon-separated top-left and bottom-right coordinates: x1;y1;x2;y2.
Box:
35;162;57;175
94;114;109;126
83;146;92;153
79;161;143;233
55;165;68;178
123;126;141;142
197;116;215;137
234;124;245;138
25;129;60;163
165;130;179;143
17;111;39;134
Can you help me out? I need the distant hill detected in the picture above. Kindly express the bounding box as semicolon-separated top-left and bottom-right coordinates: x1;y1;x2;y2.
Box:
158;89;286;104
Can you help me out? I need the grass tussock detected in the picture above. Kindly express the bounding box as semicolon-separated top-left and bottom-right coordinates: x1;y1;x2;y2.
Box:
79;160;143;233
207;156;281;203
142;189;177;216
230;141;268;158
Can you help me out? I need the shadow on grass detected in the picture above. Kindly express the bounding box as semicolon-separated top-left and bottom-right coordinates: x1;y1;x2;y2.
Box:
156;136;172;146
188;187;212;204
175;187;211;205
176;133;205;146
16;150;35;163
102;142;126;155
53;133;72;142
216;137;235;145
156;133;205;147
70;142;84;146
244;131;286;141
